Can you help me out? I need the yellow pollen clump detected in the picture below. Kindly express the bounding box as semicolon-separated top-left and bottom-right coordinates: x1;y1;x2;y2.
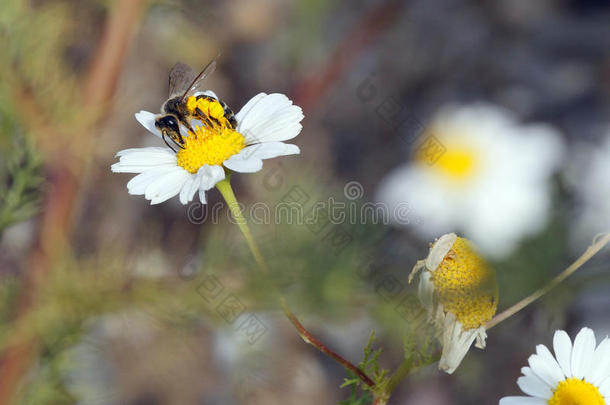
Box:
186;96;227;122
430;237;498;330
548;378;605;405
176;124;245;174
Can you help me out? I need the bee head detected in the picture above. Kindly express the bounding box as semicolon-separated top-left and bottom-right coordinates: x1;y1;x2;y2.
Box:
155;115;184;149
155;115;180;135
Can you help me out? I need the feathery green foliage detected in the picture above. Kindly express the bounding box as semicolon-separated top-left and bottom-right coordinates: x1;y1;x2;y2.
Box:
0;133;43;234
340;330;387;404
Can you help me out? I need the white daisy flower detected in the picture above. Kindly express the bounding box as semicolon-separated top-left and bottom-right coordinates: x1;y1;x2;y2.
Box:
376;104;564;258
409;232;498;374
111;91;304;205
500;327;610;405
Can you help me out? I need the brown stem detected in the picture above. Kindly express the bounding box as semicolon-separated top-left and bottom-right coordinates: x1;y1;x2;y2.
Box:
281;300;375;388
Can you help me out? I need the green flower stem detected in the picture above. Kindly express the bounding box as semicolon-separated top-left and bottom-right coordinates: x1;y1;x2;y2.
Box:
384;358;414;395
486;232;610;330
215;176;375;388
372;359;411;405
215;176;267;271
372;349;441;405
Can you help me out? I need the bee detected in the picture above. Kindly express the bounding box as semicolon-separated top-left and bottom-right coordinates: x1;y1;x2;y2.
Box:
155;60;237;151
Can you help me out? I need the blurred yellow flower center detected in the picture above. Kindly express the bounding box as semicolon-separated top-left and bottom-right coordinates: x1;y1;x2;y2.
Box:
548;378;605;405
430;237;498;330
176;97;245;173
416;136;477;181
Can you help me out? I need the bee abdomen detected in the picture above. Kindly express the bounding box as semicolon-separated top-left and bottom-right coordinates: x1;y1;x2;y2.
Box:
219;100;237;129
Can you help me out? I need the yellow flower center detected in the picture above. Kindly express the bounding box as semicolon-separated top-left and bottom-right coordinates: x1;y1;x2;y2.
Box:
548;378;605;405
176;96;246;173
416;136;478;182
430;237;498;330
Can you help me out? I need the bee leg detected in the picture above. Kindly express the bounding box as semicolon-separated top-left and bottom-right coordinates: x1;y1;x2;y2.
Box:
176;132;185;146
194;108;214;128
162;133;179;153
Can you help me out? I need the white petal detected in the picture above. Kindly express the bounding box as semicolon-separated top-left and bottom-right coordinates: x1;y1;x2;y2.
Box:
522;366;554;393
144;167;190;205
112;147;176;173
235;92;267;123
571;327;596;379
499;397;546;405
517;374;552;398
425;233;457;271
126;167;179;195
599;377;610;398
417;272;436;314
536;344;566;381
438;313;477;374
239;142;300;160
474;327;487;349
189;171;203;200
222;142;299;174
197;165;225;190
527;349;564;389
553;330;573;378
223;154;263;173
135;111;162;138
179;175;196;205
236;93;304;144
587;336;610;385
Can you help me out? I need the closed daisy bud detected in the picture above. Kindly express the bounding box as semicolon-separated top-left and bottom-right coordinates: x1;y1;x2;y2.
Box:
409;232;498;374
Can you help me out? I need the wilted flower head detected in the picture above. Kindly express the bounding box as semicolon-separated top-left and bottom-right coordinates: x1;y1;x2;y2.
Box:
410;232;498;374
377;104;564;258
112;91;304;205
500;327;610;405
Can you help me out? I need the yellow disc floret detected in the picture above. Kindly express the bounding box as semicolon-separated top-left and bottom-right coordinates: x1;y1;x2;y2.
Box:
548;378;605;405
430;237;498;330
415;135;477;182
176;126;245;173
177;96;245;173
176;98;245;173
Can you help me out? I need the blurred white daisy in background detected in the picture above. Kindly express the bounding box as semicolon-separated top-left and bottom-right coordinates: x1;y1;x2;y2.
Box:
500;327;610;405
567;132;610;247
112;92;303;205
409;233;498;374
376;104;565;258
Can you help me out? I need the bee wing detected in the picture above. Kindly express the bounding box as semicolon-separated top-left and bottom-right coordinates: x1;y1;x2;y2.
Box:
168;62;198;98
179;59;217;101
